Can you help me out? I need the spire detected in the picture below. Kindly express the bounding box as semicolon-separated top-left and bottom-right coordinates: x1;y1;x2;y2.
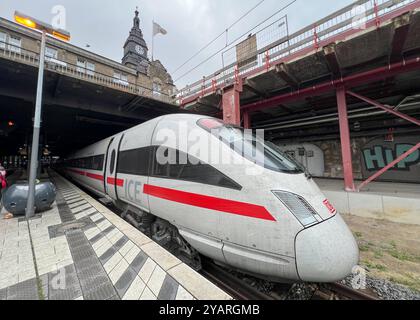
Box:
123;7;149;74
133;7;140;29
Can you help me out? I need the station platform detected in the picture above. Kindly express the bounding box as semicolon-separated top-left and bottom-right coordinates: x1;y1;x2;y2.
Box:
316;178;420;226
0;171;232;300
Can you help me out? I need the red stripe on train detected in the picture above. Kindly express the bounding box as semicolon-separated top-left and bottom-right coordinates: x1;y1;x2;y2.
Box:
107;177;124;187
143;184;276;222
86;173;104;181
68;169;122;186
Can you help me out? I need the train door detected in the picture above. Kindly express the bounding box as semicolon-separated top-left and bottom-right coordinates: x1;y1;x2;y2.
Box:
105;135;123;200
116;124;156;213
148;119;226;263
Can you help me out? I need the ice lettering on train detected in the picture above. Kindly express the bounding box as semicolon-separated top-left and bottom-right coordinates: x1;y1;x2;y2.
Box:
125;179;142;203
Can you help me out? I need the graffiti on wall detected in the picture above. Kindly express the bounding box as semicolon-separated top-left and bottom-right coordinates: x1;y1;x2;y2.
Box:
361;137;420;183
363;144;420;171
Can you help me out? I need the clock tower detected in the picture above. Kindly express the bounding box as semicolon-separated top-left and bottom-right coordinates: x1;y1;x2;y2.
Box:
122;8;149;74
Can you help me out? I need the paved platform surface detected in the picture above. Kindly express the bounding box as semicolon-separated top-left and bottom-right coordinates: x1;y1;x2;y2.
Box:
316;178;420;226
315;178;420;198
0;171;232;300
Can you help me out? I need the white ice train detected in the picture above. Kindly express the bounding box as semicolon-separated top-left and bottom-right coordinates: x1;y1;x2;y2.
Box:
62;114;359;283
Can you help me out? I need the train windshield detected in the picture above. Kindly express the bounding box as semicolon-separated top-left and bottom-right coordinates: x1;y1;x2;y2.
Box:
198;119;304;174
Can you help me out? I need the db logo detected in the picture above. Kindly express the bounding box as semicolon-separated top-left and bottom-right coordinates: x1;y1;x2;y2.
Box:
323;199;337;215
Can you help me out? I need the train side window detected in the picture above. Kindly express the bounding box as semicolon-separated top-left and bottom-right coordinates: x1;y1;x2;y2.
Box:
96;155;105;171
179;153;241;190
68;155;104;171
118;147;150;176
152;147;242;190
91;156;97;170
167;150;185;179
86;157;93;170
153;147;170;177
91;155;104;171
110;150;116;174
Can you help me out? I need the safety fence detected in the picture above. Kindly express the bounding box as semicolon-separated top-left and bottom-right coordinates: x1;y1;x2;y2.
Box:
0;39;173;104
178;0;418;105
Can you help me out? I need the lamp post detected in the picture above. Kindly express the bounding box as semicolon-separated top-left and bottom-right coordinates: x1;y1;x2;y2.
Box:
14;11;70;219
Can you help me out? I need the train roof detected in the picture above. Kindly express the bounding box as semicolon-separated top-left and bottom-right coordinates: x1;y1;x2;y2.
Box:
66;113;212;159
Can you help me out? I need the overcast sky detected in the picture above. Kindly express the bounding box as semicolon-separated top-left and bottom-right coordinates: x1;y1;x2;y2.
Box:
1;0;355;87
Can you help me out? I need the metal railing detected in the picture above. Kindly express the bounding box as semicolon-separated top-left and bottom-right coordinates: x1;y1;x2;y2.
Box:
0;40;174;104
178;0;418;105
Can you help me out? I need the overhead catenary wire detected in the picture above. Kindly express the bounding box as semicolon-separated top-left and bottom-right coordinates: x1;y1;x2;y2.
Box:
174;0;297;83
172;0;266;75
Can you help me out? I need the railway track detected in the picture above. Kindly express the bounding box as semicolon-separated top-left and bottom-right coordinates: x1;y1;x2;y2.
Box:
313;282;378;300
200;256;379;301
200;258;379;301
201;261;379;301
200;261;277;300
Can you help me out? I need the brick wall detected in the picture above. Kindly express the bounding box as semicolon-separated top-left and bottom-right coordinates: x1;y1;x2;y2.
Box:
313;138;367;180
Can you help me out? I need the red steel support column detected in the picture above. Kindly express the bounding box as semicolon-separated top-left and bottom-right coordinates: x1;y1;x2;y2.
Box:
243;111;251;129
336;86;356;192
347;91;420;126
222;82;242;126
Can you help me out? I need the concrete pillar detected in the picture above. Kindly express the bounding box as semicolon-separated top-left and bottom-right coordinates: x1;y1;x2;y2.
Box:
336;86;356;192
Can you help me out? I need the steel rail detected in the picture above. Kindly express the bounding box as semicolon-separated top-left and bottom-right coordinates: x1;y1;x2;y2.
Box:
317;282;379;300
200;261;276;300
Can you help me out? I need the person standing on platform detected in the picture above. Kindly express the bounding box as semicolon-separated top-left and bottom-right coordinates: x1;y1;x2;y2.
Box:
0;166;7;206
0;166;6;178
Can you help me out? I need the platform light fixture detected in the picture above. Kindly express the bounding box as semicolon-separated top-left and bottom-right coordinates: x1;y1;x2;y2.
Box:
14;11;70;41
14;15;37;29
52;30;70;42
14;11;70;219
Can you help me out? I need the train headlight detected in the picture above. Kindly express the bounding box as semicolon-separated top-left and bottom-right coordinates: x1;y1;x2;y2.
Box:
272;191;318;227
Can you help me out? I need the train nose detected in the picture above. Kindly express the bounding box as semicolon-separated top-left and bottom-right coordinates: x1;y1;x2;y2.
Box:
295;214;359;282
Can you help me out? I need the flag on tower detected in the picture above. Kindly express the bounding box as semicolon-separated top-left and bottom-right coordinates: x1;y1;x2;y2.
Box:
153;21;167;36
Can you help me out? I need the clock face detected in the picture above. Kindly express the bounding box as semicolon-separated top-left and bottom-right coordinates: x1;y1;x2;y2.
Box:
135;45;144;55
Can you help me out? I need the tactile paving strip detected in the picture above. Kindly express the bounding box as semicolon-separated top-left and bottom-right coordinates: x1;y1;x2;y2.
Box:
51;179;120;300
46;265;83;301
5;278;39;300
0;288;7;300
55;193;76;223
53;177;185;300
48;216;95;239
49;172;232;301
